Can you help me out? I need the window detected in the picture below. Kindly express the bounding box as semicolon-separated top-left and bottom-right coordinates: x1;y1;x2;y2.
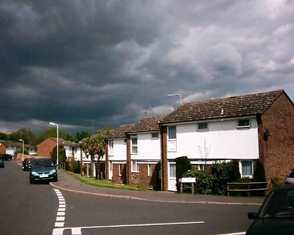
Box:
147;164;152;177
169;163;176;178
198;122;208;130
152;132;159;139
240;160;253;177
131;160;139;172
108;140;113;149
237;119;250;128
168;126;176;140
131;136;138;154
119;164;124;176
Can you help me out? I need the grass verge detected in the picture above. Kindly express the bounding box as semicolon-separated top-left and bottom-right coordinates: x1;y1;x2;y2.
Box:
62;170;145;191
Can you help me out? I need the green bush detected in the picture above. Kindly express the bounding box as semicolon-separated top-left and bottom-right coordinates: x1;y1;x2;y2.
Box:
65;159;81;173
183;161;241;195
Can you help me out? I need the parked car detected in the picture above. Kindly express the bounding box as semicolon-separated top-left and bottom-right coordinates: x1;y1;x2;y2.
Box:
285;169;294;184
22;158;33;171
0;154;12;161
29;158;57;184
0;157;4;168
247;184;294;235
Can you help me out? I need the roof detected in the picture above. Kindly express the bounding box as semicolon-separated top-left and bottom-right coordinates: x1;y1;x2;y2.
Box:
43;137;77;146
107;123;135;139
127;116;163;134
0;140;32;148
161;90;287;124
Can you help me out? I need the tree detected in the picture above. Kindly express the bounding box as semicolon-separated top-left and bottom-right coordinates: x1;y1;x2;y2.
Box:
80;127;109;178
51;145;66;166
35;127;73;145
73;131;91;142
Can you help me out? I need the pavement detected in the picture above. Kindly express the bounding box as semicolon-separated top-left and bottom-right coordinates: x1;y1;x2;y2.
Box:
51;170;264;206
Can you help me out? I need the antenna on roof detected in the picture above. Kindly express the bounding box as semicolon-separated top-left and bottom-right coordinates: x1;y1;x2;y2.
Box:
168;93;183;106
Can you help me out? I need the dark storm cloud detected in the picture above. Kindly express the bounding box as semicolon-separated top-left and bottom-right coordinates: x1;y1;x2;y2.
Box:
0;0;293;132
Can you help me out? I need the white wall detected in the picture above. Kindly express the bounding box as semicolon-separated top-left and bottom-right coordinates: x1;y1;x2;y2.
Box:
6;146;16;155
167;119;259;160
131;133;161;161
108;138;127;161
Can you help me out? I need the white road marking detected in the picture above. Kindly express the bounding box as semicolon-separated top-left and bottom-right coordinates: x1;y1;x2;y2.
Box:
52;228;64;235
216;232;246;235
56;216;65;222
71;227;82;235
55;222;65;228
52;189;67;234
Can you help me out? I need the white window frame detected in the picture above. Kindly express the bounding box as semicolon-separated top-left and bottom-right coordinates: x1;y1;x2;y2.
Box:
131;136;138;154
147;164;152;177
239;160;253;178
131;160;139;173
169;162;176;179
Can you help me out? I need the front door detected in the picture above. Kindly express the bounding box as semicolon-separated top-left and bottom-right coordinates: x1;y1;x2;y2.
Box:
168;162;177;191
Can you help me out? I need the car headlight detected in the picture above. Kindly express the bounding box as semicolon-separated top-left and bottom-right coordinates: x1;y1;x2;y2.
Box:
49;169;56;175
32;171;39;176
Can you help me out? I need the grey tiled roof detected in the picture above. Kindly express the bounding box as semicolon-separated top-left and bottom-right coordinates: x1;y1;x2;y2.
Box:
107;123;135;139
161;90;286;124
127;116;164;133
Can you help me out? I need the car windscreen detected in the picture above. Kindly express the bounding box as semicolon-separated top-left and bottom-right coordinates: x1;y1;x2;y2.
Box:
31;159;54;168
261;189;294;218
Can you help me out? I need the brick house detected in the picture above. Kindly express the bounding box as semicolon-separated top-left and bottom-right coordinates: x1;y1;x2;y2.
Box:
126;116;162;189
106;123;135;184
159;90;294;191
37;137;78;159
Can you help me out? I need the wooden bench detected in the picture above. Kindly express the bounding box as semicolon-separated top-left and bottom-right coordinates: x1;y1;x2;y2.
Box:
227;182;268;196
179;177;196;194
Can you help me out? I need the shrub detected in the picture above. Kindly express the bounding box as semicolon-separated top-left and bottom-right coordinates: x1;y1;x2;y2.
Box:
65;159;81;173
175;157;192;192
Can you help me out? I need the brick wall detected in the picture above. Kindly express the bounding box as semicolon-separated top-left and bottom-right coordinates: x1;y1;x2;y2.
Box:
160;126;168;191
0;143;6;154
37;138;57;157
112;164;127;184
260;93;294;185
129;164;160;189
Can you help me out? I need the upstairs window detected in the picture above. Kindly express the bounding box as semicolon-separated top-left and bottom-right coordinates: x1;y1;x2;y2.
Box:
198;122;208;130
152;132;159;139
108;140;113;149
131;136;138;154
168;126;176;140
237;119;250;128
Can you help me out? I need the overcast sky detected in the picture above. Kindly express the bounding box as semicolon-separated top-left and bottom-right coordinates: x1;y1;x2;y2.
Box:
0;0;293;132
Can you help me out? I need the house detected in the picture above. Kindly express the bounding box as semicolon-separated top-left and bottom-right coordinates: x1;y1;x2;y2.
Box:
37;137;80;159
0;140;28;156
159;90;294;191
126;116;162;189
106;123;135;184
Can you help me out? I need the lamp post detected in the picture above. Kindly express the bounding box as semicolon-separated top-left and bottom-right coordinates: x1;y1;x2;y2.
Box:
18;139;24;160
49;122;59;168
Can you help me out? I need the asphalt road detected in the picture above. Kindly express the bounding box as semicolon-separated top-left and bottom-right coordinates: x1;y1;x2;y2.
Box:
0;161;57;235
0;161;259;235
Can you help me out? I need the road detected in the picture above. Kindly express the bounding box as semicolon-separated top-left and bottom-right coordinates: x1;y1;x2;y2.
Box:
0;161;259;235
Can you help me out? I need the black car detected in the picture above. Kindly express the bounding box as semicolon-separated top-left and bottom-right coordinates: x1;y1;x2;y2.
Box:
247;184;294;235
0;157;4;168
22;158;33;171
29;158;57;184
0;154;12;161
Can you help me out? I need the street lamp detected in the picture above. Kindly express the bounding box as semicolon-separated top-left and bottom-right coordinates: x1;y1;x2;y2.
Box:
18;139;24;160
49;122;59;168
